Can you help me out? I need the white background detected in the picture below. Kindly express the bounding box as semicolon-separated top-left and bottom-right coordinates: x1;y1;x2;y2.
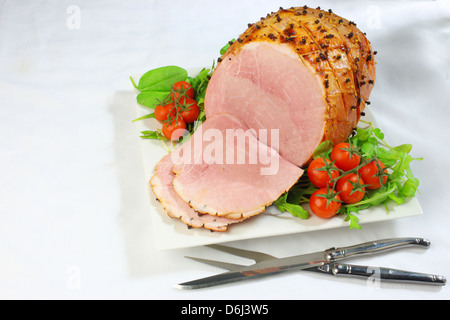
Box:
0;0;449;300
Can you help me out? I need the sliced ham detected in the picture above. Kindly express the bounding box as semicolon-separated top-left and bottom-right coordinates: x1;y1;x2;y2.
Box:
205;6;376;167
171;113;303;219
150;154;246;231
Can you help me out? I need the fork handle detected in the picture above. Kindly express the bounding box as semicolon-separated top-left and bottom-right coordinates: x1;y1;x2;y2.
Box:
331;264;446;286
326;237;430;262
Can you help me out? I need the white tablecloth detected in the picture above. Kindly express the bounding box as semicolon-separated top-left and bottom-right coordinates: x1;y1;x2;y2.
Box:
1;0;449;300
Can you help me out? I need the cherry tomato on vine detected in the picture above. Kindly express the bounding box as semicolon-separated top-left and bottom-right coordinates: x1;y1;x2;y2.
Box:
358;159;388;190
309;188;342;219
154;102;176;123
330;142;361;171
179;98;200;124
170;81;194;103
336;173;366;204
162;118;186;141
307;157;340;188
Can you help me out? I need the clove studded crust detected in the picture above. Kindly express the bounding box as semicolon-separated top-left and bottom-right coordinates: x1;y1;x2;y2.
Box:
205;6;376;167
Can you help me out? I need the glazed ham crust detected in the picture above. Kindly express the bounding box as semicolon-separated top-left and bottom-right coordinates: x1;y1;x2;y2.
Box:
226;6;376;142
206;6;376;166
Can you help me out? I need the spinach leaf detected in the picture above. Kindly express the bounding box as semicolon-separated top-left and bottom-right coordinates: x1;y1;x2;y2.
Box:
136;91;169;108
137;66;187;92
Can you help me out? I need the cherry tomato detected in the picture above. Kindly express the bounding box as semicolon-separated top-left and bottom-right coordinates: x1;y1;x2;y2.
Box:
179;98;200;124
336;173;366;204
307;158;340;188
154;102;176;123
171;81;194;103
330;142;361;171
162;118;186;141
309;188;342;219
358;159;388;190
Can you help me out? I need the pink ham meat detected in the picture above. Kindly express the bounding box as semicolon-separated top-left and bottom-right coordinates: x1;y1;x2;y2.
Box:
171;113;303;220
150;154;246;231
205;6;376;167
205;41;325;168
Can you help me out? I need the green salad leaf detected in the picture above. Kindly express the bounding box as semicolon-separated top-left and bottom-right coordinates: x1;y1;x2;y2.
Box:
278;121;422;230
130;66;188;108
135;65;188;93
136;91;169;109
131;62;215;143
348;121;422;205
273;192;309;219
220;39;235;55
273;175;315;220
186;62;215;126
139;130;166;140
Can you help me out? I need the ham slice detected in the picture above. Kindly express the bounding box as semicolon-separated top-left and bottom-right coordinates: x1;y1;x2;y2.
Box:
171;113;303;219
205;6;376;167
150;154;246;231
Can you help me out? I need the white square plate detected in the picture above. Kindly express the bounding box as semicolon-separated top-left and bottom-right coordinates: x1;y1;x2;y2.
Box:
133;69;423;250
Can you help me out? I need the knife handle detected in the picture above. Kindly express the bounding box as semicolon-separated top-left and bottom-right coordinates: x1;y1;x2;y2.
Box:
330;263;446;286
326;237;430;262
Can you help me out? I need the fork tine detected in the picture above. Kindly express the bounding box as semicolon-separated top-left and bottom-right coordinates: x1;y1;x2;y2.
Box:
206;244;276;263
185;256;245;271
